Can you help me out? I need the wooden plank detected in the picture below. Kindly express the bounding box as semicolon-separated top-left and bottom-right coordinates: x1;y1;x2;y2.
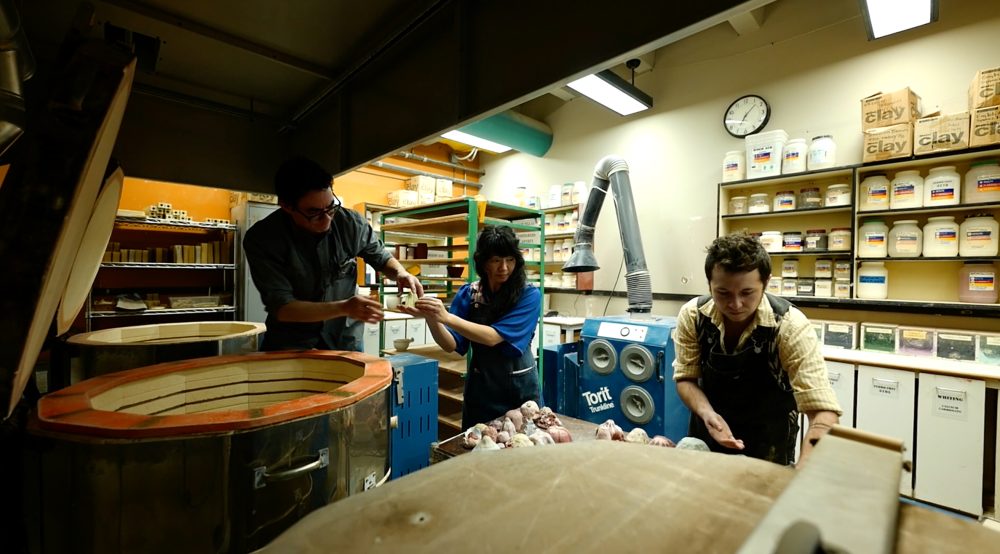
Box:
736;426;904;554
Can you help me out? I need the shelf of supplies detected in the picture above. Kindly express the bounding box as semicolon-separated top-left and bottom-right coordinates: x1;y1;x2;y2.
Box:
769;251;852;257
89;306;236;318
382;199;541;221
382;215;531;237
100;262;236;269
856;256;1000;262
722;206;852;220
115;216;237;231
789;297;1000;318
438;385;464;402
544;204;580;214
438;413;462;430
719;166;857;189
399;258;467;264
544;231;577;240
856;201;1000;218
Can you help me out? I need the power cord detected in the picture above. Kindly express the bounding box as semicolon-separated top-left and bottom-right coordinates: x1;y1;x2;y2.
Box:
603;255;625;316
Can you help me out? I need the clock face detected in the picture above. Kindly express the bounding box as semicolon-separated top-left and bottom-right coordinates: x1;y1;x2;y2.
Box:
724;95;770;138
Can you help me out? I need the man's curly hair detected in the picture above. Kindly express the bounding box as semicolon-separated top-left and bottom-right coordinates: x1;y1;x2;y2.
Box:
704;232;771;283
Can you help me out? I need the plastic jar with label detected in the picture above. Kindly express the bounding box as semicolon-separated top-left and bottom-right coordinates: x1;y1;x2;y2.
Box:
887;220;922;258
834;279;852;298
722;150;745;182
857;261;889;299
924;165;961;206
748;193;770;213
859;174;890;211
807;135;836;170
796;278;815;297
759;231;783;253
824;184;851;207
960;214;999;256
923;216;960;257
964;160;1000;203
781;278;798;297
815;259;833;278
814;279;833;298
774;190;796;211
804;229;827;251
728;196;748;215
799;187;822;210
828;228;852;251
781;258;799;278
834;260;852;280
890;170;923;210
766;277;782;296
783;231;803;252
782;138;807;174
858;219;888;258
958;262;998;304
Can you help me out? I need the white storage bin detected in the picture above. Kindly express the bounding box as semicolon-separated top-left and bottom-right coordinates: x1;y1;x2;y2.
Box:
855;365;915;496
745;129;789;178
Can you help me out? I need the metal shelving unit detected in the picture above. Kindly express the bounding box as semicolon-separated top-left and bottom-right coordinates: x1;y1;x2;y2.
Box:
380;197;545;437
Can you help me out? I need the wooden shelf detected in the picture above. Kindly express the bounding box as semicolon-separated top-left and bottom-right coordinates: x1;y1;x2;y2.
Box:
90;306;236;318
399;258;467;264
722;206;852;220
856;256;1000;262
856;201;1000;218
858;145;1000;172
382;199;540;221
101;262;236;269
791;297;1000;318
544;204;580;214
438;413;462;430
438;385;464;402
719;166;856;190
545;231;577;240
382;215;518;237
114;216;237;231
768;251;852;257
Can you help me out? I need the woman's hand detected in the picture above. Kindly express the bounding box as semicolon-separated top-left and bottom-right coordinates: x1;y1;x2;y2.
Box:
702;411;744;450
408;296;449;323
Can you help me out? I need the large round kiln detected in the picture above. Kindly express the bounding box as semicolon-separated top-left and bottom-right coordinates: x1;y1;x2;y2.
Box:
67;321;266;379
25;350;391;553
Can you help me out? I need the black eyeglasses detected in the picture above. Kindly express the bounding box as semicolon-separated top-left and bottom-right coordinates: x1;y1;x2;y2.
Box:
295;193;342;222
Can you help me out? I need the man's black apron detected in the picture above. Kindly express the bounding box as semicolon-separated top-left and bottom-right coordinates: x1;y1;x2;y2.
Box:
689;293;798;465
461;288;539;428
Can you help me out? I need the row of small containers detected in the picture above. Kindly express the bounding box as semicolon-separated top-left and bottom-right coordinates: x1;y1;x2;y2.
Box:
813;320;998;363
812;318;999;516
861;67;1000;162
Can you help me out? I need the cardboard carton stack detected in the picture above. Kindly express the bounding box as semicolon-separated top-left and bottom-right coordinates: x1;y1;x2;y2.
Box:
970;67;1000;148
861;88;921;162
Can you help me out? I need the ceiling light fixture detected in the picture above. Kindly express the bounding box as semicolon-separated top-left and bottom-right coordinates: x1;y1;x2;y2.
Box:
859;0;938;40
566;59;652;116
440;129;512;154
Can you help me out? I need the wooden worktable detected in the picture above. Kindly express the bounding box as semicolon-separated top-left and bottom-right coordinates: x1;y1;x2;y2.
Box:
431;414;598;463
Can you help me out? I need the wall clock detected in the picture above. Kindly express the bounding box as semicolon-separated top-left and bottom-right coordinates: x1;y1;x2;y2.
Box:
724;94;770;138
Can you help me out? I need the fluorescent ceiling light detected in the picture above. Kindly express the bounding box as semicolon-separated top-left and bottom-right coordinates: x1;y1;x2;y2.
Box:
441;130;512;153
566;70;652;116
860;0;938;40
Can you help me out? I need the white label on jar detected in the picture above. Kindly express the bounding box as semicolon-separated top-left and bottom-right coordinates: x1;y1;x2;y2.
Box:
934;229;957;242
859;275;887;284
940;333;972;342
893;183;915;197
866;185;888;203
776;197;794;209
864;232;886;246
805;236;821;248
966;228;993;243
978;177;1000;193
988;337;1000;346
895;232;919;252
903;330;929;340
828;324;849;333
834;264;851;278
869;327;894;335
929;182;955;200
830;235;848;248
969;272;996;291
784;151;802;162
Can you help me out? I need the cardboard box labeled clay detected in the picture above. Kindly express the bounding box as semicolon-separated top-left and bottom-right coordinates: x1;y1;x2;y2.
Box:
863;123;913;163
970;105;1000;148
861;88;921;131
969;67;1000;109
914;112;970;155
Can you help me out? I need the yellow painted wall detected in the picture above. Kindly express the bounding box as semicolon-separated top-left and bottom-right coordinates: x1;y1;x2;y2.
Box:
120;177;233;220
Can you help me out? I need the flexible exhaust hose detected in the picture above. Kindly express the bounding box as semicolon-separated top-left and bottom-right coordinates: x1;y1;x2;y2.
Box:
564;155;652;313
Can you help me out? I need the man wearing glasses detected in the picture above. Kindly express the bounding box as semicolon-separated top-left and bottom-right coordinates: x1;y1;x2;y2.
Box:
244;156;423;351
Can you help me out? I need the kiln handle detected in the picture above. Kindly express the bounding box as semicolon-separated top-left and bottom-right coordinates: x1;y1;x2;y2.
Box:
253;448;329;489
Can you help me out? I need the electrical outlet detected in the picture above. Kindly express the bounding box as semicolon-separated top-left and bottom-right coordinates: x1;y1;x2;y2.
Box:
364;472;377;491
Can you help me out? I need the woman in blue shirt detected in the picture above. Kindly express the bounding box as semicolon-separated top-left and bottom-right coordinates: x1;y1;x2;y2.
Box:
405;225;541;428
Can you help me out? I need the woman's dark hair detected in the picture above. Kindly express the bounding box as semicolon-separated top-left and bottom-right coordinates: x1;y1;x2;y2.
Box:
704;232;771;283
473;225;526;320
274;156;333;206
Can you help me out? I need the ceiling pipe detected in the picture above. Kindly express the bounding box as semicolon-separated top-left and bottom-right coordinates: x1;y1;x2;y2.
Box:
369;160;481;190
393;150;485;176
